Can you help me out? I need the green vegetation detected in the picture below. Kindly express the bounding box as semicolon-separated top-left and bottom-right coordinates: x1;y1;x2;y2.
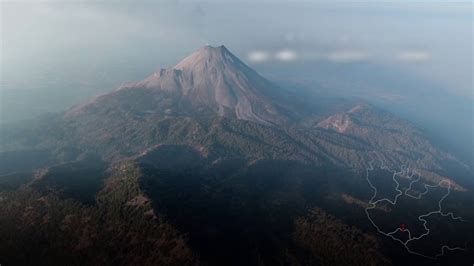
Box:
0;162;197;266
294;208;392;266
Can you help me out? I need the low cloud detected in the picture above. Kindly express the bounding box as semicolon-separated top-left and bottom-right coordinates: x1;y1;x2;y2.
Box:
326;50;370;63
396;51;431;62
247;49;298;63
248;51;270;63
246;49;369;64
274;49;298;61
247;48;433;65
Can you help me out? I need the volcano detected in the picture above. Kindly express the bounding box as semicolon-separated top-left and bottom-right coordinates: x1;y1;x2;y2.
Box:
70;45;291;126
61;45;460;173
0;45;472;266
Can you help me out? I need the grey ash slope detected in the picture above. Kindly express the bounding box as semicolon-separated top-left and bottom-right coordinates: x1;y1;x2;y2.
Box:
70;45;292;126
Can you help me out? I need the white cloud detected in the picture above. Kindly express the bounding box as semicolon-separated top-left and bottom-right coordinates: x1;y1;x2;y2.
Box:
326;50;370;63
247;51;270;63
246;48;433;65
396;51;431;62
247;49;298;63
275;49;297;61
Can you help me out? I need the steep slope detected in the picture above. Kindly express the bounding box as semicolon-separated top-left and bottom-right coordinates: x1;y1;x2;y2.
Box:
69;45;291;126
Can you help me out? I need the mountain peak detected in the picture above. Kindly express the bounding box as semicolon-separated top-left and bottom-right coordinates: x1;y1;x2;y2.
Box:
71;45;289;126
199;45;230;55
127;45;288;125
202;44;228;51
173;45;237;71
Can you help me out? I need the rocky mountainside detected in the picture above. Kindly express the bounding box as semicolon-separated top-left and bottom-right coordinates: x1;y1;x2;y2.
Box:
0;45;472;266
40;46;459;173
69;45;293;126
0;46;468;189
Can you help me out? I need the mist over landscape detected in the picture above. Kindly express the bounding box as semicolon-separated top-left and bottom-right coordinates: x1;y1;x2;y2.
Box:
0;1;472;265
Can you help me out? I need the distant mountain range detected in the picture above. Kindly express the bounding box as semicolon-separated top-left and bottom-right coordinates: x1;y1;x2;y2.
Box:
0;45;472;265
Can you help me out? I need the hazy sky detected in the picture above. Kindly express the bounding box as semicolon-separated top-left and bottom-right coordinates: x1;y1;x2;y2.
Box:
1;1;472;95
